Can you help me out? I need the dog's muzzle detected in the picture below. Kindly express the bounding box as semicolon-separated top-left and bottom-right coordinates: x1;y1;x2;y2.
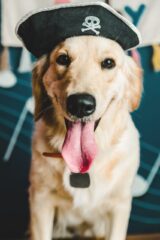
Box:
66;93;96;118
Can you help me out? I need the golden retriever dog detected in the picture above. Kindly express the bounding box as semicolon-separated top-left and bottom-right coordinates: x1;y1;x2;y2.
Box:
30;36;142;240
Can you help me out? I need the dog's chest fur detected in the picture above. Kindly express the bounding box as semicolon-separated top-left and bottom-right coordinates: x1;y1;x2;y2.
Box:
63;171;118;221
32;114;140;237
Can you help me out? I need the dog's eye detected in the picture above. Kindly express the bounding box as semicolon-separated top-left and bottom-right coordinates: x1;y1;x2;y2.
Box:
101;58;116;69
56;54;71;67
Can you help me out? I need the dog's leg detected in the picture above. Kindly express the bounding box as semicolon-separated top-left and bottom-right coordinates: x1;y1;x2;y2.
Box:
108;197;131;240
29;187;55;240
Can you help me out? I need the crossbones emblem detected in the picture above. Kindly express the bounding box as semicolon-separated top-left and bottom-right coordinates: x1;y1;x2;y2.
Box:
81;16;101;35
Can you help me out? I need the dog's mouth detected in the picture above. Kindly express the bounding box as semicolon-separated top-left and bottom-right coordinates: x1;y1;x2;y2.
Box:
61;119;100;173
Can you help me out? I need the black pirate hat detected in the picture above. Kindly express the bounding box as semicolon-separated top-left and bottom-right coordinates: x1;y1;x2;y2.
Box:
16;2;141;58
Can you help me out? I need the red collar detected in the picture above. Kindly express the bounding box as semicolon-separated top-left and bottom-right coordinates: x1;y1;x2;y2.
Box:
43;152;62;158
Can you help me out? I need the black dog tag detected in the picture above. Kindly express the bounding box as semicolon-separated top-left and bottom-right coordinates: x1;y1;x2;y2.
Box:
70;173;90;188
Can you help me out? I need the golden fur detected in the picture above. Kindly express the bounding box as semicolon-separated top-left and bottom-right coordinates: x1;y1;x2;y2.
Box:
30;36;142;240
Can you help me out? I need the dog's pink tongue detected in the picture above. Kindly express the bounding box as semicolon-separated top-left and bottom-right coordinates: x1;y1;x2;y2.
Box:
62;121;97;173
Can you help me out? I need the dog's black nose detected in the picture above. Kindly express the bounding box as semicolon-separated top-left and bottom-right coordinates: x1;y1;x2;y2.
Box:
67;93;96;118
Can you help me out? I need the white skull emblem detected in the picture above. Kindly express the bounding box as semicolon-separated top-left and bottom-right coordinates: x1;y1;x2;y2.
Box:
81;16;101;35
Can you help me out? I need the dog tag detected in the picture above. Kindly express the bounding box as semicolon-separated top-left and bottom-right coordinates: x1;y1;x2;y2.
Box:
70;173;90;188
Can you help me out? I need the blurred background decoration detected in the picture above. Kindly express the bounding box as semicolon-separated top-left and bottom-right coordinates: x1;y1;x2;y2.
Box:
0;0;160;239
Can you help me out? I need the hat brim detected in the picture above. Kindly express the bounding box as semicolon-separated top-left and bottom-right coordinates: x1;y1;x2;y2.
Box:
16;2;141;58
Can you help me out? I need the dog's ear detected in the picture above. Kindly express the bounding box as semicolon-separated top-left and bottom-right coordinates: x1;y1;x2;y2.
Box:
125;55;143;112
32;56;52;121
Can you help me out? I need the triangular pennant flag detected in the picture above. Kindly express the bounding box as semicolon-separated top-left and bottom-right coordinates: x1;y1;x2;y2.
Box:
152;45;160;72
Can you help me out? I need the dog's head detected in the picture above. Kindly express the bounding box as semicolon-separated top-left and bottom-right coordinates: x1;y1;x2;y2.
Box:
33;36;142;173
